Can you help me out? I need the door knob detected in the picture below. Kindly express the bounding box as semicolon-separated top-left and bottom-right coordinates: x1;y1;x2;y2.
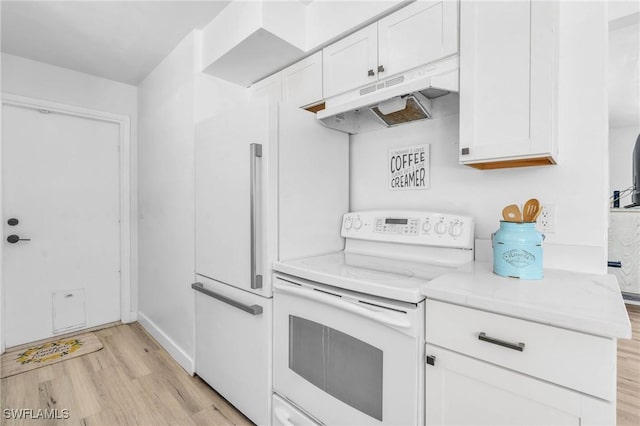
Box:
7;218;19;226
7;235;30;244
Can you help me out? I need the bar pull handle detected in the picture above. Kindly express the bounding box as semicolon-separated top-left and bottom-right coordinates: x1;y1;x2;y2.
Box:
192;282;263;315
250;143;263;289
478;332;525;352
608;261;622;268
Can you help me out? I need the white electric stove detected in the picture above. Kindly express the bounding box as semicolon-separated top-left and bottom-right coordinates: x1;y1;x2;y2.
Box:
271;210;474;426
274;210;475;303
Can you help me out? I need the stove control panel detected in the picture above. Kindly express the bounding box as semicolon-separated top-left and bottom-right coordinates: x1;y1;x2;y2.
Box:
341;210;474;249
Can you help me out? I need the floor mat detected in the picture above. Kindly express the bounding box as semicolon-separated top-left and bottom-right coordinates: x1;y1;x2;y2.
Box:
1;332;103;378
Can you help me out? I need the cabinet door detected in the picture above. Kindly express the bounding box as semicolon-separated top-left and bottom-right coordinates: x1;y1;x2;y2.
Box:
195;104;273;297
195;277;272;425
425;344;612;426
322;23;378;98
378;1;458;79
459;1;557;168
249;72;282;103
282;51;323;108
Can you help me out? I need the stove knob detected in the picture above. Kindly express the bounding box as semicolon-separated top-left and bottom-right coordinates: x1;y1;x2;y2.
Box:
354;218;362;230
449;222;463;237
422;220;431;233
344;218;353;230
435;221;447;235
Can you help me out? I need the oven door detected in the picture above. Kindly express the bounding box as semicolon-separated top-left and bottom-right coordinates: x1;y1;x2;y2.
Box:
273;274;424;426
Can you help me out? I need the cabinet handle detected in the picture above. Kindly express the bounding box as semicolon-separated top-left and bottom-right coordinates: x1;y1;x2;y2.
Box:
461;147;470;155
378;65;385;73
367;69;375;77
478;332;525;352
192;282;263;315
249;143;263;289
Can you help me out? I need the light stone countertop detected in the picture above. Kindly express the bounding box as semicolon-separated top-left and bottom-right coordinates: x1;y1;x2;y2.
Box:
421;261;632;339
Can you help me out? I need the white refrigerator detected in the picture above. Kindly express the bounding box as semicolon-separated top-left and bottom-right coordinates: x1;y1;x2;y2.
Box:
193;101;348;425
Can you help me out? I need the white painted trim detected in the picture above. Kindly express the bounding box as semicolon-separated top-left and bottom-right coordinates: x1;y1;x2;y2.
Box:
0;93;135;352
137;312;195;375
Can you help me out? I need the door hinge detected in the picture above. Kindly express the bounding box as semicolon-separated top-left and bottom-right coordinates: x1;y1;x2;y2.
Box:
426;355;436;366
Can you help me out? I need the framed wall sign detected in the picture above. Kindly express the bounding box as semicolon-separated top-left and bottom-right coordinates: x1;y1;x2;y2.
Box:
388;144;430;190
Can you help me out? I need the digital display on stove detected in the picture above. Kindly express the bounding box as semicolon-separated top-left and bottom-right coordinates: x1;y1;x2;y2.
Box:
385;218;408;225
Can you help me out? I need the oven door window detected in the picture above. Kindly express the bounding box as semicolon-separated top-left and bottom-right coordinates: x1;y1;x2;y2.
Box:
289;315;383;421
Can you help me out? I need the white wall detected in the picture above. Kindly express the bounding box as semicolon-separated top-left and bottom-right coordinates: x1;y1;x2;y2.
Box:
351;2;610;274
608;3;639;205
610;126;639;202
0;54;139;349
137;32;197;372
137;30;246;373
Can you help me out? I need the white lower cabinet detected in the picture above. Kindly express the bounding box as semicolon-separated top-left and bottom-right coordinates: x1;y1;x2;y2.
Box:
194;276;272;425
424;300;615;425
425;345;611;426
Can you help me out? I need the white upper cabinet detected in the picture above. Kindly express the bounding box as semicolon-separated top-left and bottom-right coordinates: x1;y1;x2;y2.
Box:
282;51;323;108
322;23;378;99
250;52;324;109
378;1;458;79
459;1;558;169
249;72;282;103
323;1;459;99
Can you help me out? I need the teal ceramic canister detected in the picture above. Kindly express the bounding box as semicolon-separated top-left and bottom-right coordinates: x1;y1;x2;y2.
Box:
492;221;544;279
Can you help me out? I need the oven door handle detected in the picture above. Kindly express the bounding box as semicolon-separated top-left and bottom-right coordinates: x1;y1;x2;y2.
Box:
273;407;295;426
274;281;411;329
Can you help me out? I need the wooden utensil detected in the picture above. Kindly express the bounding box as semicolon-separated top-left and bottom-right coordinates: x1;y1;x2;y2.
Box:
523;198;540;222
531;207;542;222
502;204;523;222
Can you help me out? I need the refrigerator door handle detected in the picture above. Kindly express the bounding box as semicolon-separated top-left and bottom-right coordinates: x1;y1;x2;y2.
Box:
250;143;263;289
192;282;263;315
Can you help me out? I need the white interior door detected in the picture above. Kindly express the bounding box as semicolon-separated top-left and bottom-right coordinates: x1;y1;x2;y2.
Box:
2;104;121;347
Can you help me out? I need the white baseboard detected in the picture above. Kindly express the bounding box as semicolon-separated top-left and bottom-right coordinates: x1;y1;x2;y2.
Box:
137;312;194;374
122;311;137;324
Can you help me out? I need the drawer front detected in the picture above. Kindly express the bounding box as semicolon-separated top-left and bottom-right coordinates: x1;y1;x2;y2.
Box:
425;300;616;401
273;394;321;426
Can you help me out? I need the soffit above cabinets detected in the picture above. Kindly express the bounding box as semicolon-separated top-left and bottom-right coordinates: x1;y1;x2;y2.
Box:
200;0;409;87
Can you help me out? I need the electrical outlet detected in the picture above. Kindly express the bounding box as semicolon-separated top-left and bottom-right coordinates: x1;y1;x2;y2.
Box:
537;204;556;234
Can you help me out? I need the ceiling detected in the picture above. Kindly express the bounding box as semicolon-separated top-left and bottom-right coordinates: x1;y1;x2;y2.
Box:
1;1;230;85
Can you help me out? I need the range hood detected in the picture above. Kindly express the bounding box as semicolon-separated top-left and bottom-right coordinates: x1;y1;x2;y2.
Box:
317;56;459;134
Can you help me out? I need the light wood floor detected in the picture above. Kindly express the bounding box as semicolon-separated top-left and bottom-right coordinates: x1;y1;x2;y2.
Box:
1;308;639;426
0;323;253;425
618;304;640;426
